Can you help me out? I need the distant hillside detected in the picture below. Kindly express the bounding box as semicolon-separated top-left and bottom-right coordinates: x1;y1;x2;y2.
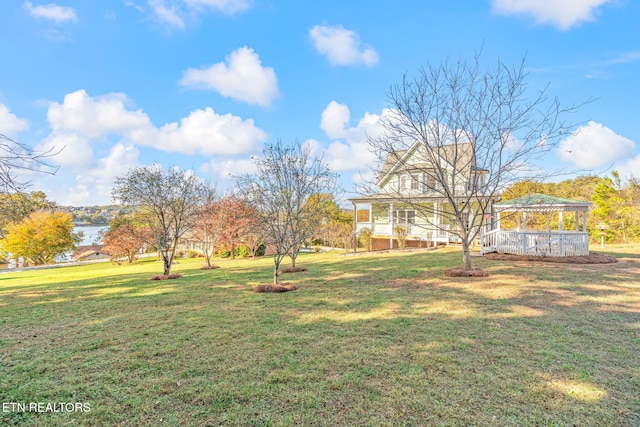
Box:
59;205;134;225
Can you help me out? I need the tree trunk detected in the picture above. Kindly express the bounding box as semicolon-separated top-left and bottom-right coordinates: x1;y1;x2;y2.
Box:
231;242;236;259
461;239;473;270
273;257;281;284
162;252;172;276
291;252;297;268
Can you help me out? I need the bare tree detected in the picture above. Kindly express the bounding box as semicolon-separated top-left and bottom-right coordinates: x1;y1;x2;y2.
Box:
112;165;215;277
235;140;339;284
0;134;59;193
335;221;355;253
366;55;578;269
192;198;223;269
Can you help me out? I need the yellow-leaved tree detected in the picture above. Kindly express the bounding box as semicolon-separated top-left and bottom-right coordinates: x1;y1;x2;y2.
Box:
0;211;79;265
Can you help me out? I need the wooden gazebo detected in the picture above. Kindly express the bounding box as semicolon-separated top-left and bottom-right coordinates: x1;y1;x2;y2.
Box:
480;194;591;257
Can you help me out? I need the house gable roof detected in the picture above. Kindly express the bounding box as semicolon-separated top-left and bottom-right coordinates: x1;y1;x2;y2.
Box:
375;141;476;187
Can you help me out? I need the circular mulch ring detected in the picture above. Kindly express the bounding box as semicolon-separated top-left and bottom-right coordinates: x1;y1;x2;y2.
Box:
200;265;220;270
444;267;490;277
150;273;183;280
254;283;299;293
483;252;617;264
280;266;308;273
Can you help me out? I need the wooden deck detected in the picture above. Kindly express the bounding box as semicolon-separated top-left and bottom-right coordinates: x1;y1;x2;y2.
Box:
480;230;590;257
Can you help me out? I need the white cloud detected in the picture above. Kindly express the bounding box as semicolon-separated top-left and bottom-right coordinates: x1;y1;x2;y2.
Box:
558;121;635;169
616;154;640;181
144;0;250;28
51;143;141;205
47;90;150;139
131;107;266;155
30;89;267;204
309;24;379;67
93;143;140;179
0;104;29;138
39;133;95;168
38;89;266;168
23;1;77;23
148;0;185;28
184;0;250;15
317;101;389;172
320;101;350;139
181;47;279;107
200;155;258;186
491;0;613;30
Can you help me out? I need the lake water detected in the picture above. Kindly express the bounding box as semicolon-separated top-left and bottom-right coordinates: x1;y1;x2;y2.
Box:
75;225;108;246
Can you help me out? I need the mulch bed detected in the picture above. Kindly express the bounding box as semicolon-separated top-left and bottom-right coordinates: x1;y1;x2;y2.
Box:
150;274;183;280
254;283;299;293
280;266;308;273
200;265;220;270
444;267;490;277
484;252;617;264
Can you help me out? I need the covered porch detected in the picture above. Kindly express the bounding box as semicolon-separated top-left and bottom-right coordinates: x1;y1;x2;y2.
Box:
481;194;591;257
349;195;460;250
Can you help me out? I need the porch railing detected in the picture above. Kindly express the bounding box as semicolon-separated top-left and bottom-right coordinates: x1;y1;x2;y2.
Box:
480;230;589;257
355;222;457;243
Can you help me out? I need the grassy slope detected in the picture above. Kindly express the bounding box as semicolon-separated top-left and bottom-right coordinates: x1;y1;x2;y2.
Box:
1;246;639;426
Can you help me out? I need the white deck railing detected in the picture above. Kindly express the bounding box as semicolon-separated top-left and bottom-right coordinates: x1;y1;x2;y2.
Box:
480;229;589;257
355;222;458;243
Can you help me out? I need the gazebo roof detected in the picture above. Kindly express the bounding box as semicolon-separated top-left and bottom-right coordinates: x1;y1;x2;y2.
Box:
495;193;591;213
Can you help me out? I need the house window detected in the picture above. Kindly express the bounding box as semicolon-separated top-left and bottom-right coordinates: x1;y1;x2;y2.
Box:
400;175;409;191
423;172;436;192
393;209;416;224
410;174;420;191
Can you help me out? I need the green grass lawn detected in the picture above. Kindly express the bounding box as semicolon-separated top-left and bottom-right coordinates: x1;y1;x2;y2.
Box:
1;245;639;426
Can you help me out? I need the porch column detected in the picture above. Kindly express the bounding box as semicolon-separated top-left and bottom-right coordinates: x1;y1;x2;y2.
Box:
575;211;579;231
522;212;527;232
496;211;501;230
559;211;564;256
352;202;357;252
583;209;587;232
389;203;394;249
559;211;563;231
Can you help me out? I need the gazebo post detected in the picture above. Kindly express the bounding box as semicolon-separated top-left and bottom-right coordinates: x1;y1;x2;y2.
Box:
389;202;394;249
559;211;564;256
558;211;563;231
583;210;587;232
575;211;579;231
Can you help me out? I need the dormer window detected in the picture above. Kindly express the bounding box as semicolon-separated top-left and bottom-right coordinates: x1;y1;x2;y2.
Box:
400;175;409;191
410;174;420;191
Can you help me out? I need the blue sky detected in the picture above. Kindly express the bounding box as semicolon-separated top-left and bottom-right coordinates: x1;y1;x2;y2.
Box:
1;0;639;206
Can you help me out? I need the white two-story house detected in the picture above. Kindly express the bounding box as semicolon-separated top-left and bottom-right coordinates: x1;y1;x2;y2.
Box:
349;140;493;250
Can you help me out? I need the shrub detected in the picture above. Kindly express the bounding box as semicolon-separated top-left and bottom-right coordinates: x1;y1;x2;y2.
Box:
234;244;250;258
186;249;202;258
358;227;373;251
216;246;231;258
393;225;408;250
